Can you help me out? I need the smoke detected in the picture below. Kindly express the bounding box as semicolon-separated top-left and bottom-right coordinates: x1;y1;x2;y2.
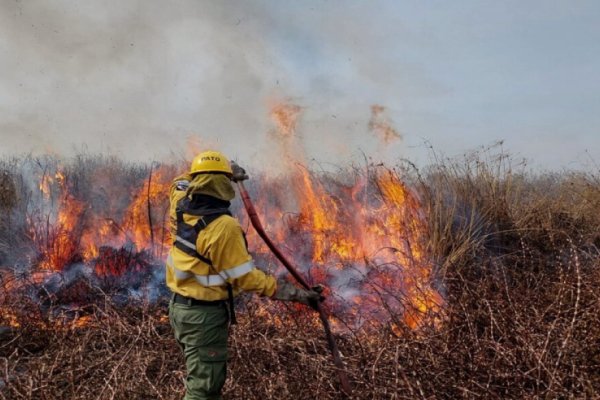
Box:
0;0;430;171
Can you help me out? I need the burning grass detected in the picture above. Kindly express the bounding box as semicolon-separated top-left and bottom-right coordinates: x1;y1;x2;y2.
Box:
1;148;600;398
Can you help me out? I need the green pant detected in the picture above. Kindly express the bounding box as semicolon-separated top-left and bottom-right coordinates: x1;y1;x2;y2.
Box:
169;299;229;400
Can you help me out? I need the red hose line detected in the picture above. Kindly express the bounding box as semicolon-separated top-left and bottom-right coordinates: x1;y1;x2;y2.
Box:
237;181;352;396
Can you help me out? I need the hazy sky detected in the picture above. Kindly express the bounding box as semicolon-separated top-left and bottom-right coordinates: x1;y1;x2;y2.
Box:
1;0;599;170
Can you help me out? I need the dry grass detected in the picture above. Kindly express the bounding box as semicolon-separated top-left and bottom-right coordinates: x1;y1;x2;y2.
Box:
1;149;600;399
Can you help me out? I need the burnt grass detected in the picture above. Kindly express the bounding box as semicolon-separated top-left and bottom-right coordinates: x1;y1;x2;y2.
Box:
1;150;600;399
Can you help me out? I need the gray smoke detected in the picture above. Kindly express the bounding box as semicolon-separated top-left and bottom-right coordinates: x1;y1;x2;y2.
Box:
0;1;419;171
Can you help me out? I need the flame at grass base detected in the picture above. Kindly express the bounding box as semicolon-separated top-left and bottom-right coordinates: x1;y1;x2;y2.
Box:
243;165;443;332
7;103;442;333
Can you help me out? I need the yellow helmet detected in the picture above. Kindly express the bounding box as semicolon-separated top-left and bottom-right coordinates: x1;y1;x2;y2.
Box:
190;150;233;176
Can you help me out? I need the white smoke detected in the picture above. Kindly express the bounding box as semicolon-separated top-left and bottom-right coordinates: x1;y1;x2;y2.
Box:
0;0;423;172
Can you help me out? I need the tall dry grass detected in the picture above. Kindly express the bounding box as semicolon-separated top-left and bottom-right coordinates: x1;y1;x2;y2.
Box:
1;149;599;399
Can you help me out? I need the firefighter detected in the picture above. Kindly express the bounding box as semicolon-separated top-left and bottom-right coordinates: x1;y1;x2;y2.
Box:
166;150;322;400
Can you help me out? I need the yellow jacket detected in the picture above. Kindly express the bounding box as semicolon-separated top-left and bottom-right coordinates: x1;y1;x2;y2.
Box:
165;173;277;301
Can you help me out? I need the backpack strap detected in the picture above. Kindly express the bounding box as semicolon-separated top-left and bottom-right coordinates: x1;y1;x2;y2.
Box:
173;204;231;263
173;204;237;324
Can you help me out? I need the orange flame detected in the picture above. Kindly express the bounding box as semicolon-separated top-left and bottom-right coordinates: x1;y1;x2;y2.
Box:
23;103;441;332
270;103;302;137
33;171;86;271
243;101;442;330
369;104;402;144
0;308;21;328
39;173;54;198
121;164;172;258
31;164;172;272
71;315;93;329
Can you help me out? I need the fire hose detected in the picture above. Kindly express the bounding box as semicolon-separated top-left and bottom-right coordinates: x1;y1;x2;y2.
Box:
234;173;352;396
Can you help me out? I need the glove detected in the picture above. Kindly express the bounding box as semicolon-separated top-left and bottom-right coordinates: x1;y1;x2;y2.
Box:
230;161;249;182
273;279;325;308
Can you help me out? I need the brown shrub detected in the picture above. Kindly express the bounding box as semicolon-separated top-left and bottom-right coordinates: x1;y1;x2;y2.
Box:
1;150;599;399
0;171;16;210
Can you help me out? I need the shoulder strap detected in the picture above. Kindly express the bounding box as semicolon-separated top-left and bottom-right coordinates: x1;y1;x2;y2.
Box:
174;203;230;266
193;213;226;234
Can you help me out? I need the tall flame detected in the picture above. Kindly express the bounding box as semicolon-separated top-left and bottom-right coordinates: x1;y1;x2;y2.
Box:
32;171;86;271
30;164;172;273
121;164;172;258
241;102;442;330
22;103;441;332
